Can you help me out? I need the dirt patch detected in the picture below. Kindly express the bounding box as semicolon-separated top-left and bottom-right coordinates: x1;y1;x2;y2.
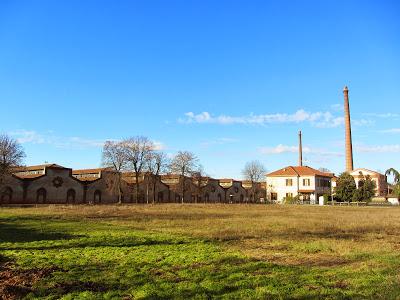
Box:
0;263;57;300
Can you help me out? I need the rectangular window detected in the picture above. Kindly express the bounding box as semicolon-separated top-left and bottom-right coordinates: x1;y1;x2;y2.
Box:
271;193;277;200
285;179;293;186
303;179;310;186
286;193;293;198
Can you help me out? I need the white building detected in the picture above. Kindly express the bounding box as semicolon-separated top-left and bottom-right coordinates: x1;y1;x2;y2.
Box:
266;166;334;203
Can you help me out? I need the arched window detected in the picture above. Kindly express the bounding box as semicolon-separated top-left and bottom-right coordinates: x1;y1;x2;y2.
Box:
217;193;222;202
37;188;47;203
205;193;209;203
1;187;13;203
67;189;76;203
240;194;244;202
94;190;101;203
175;194;180;202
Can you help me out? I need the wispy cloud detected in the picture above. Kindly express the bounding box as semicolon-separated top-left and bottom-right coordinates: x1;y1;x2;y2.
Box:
10;129;167;151
10;130;106;149
258;144;343;157
9;130;47;144
153;141;166;151
200;137;239;148
330;103;343;112
380;128;400;134
179;110;345;128
355;144;400;153
362;113;400;118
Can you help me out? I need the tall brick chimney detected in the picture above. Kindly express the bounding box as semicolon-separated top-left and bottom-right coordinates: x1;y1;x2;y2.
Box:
343;86;354;172
298;130;303;167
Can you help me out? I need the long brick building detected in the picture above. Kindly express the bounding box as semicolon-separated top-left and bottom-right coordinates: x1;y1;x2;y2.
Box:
0;164;266;204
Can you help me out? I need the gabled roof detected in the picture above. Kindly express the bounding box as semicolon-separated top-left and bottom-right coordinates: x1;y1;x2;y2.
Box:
267;166;334;178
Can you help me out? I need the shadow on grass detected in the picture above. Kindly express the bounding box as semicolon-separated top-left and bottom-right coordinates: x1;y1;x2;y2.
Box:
0;222;75;244
1;237;188;251
0;219;189;251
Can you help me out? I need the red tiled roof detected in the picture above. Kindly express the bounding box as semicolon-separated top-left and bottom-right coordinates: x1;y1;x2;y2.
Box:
267;166;333;178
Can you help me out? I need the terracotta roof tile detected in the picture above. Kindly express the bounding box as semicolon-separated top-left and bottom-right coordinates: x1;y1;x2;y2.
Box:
267;166;333;177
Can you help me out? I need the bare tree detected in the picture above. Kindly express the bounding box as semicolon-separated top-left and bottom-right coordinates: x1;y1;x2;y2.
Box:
124;136;154;203
191;165;206;204
318;167;331;173
101;140;127;204
145;151;168;204
169;151;199;204
0;134;25;182
242;160;266;202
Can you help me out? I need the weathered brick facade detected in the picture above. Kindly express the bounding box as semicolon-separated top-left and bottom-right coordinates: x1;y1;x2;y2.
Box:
0;164;266;204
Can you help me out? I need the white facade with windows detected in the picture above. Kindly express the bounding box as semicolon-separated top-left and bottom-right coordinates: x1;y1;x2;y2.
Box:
266;166;333;203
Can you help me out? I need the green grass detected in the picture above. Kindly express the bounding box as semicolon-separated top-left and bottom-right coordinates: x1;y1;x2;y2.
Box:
1;205;400;299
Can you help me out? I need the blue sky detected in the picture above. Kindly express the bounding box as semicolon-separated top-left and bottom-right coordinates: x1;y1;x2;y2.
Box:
0;0;399;179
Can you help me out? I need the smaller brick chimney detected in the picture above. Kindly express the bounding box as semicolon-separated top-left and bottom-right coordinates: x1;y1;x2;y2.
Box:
299;130;303;167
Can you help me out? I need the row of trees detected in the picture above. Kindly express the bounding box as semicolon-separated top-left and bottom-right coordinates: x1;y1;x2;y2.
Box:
102;137;201;204
102;136;268;204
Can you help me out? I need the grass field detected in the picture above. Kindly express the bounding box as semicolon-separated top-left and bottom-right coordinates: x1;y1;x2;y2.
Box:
1;204;400;299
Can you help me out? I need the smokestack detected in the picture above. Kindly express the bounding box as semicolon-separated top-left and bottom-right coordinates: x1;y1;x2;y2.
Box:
343;86;354;172
299;130;303;167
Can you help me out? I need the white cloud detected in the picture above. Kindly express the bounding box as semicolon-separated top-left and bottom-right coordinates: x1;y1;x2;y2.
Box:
9;129;46;144
200;137;239;147
355;144;400;153
363;113;400;118
259;144;298;154
180;109;345;128
9;129;166;151
152;141;166;151
380;128;400;134
352;119;374;126
258;144;343;157
330;103;343;112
